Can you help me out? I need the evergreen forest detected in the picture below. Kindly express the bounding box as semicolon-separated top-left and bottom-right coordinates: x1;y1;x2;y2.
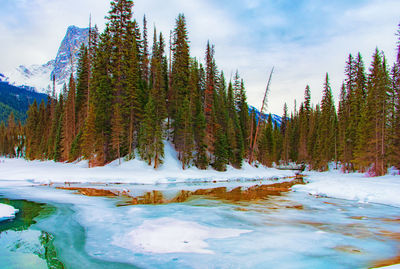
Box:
1;0;400;177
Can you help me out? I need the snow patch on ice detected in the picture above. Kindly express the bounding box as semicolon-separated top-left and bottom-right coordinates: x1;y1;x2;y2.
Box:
0;203;19;222
293;170;400;207
112;217;252;254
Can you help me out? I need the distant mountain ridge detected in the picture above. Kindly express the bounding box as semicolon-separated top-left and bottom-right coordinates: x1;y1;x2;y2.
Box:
248;106;282;127
0;81;48;123
3;26;89;96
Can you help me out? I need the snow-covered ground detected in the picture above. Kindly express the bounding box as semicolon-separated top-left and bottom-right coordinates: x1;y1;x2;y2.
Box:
293;170;400;208
0;203;19;222
0;142;294;184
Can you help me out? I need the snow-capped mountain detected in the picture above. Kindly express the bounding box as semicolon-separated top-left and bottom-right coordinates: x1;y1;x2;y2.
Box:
4;25;89;95
248;105;282;127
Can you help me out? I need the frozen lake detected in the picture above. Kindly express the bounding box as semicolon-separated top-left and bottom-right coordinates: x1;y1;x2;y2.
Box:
0;178;399;268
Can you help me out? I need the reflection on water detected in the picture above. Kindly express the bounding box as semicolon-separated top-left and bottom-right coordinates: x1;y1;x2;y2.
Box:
38;232;65;269
0;199;64;269
56;176;305;206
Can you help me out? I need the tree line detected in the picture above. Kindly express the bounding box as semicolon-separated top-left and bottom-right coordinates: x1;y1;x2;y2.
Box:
0;0;399;176
269;26;400;176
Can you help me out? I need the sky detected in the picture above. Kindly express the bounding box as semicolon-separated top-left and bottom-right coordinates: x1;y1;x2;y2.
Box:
0;0;399;115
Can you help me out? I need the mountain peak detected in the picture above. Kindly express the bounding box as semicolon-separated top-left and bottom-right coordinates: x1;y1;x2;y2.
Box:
51;26;89;82
4;25;90;95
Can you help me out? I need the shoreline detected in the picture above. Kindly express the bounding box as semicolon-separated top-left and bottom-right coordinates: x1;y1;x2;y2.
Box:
0;155;295;185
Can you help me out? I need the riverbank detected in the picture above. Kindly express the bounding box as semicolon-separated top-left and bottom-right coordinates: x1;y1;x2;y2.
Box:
293;170;400;208
0;143;295;184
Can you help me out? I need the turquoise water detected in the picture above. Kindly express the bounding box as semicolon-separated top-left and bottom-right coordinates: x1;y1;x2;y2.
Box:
0;181;399;268
0;199;63;269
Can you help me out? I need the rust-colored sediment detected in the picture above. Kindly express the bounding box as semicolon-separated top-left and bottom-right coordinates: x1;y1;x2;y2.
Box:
350;216;368;220
126;176;306;205
56;187;118;197
334;245;362;254
370;227;400;268
371;256;400;268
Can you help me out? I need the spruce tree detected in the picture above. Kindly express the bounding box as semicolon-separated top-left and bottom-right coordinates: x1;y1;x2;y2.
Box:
170;14;190;126
141;15;150;87
354;49;391;175
138;96;164;168
81;104;97;165
92;29;113;163
318;73;337;170
281;103;289;164
111;104;124;164
75;45;90;133
176;97;194;169
213;127;228;171
298;86;311;162
387;24;400;168
204;41;217;154
62;74;76;161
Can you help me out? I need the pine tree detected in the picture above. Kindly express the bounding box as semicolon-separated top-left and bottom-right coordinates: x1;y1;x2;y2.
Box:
225;80;244;168
176;97;194;169
318;73;337;170
52;97;64;161
273;121;282;165
170;14;190;125
123;21;142;160
75;45;90;133
5;112;17;157
141;15;150;87
354;49;390;175
213;127;228;171
387;24;400;168
81;104;96;164
106;0;141;161
92;29;113;163
237;79;250;158
309;104;321;169
138;96;164;168
62;74;76;161
142;28;166;168
204;41;216;154
338;82;348;169
111;104;123;164
281;103;289;164
298;86;311;162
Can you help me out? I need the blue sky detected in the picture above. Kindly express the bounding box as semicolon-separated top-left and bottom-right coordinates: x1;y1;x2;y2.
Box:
0;0;399;114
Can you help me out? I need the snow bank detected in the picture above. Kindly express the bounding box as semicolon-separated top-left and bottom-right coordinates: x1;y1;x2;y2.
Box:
0;203;19;222
112;217;252;254
293;170;400;207
0;142;294;184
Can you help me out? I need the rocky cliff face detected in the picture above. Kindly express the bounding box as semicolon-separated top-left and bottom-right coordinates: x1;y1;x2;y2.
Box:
51;26;89;84
4;25;89;95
